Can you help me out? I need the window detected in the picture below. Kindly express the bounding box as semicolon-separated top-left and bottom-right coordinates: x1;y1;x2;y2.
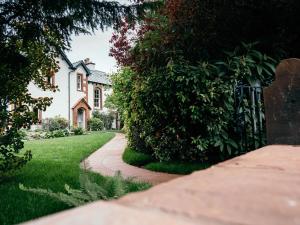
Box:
77;74;82;91
33;108;42;124
46;70;55;86
94;88;101;109
46;75;55;86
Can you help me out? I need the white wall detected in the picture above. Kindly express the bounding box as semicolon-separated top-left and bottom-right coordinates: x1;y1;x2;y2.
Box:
28;57;90;127
28;55;70;119
69;66;88;126
88;83;94;109
28;56;116;128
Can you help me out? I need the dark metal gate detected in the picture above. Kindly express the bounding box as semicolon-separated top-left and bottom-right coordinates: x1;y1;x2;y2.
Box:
234;85;266;153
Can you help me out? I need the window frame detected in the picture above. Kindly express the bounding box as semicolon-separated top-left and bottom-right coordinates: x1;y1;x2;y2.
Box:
94;88;102;109
33;108;42;124
46;71;55;86
77;74;83;91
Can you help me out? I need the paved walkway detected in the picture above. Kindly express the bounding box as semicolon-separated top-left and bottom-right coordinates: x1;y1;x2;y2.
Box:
82;133;181;185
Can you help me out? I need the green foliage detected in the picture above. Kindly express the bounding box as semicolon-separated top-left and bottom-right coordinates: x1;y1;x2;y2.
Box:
72;127;84;136
123;148;154;167
144;161;210;175
19;171;147;207
92;111;115;130
26;131;45;140
0;129;32;177
88;118;104;131
111;43;276;162
45;129;70;139
42;116;69;131
220;42;277;86
109;1;285;161
18;129;28;140
123;148;210;174
107;68;134;121
109;68;151;153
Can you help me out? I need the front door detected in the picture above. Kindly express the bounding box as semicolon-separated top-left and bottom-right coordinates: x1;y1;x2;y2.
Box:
77;108;85;129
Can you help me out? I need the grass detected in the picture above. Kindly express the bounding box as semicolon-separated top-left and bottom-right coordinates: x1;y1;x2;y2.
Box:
0;132;150;225
144;162;211;174
122;147;154;167
123;148;211;175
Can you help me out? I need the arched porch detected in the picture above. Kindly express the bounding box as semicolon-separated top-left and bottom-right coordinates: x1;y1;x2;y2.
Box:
72;98;91;129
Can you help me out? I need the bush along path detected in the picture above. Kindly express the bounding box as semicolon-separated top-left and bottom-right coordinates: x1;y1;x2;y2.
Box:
123;148;213;175
83;133;182;185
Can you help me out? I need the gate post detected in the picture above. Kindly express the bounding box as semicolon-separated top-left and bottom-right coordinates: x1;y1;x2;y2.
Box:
264;58;300;144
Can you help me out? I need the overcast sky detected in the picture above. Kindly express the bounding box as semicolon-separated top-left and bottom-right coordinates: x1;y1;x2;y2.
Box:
67;28;117;73
66;0;130;73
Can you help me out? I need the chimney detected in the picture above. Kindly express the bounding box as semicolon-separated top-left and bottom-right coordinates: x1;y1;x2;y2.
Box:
84;58;95;70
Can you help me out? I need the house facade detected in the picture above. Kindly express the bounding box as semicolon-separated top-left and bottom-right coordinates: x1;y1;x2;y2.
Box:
28;52;117;129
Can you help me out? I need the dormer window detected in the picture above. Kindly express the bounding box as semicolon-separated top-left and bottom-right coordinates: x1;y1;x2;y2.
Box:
77;74;83;91
94;88;102;109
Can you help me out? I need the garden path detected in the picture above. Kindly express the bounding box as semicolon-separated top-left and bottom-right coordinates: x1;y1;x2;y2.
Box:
82;133;182;185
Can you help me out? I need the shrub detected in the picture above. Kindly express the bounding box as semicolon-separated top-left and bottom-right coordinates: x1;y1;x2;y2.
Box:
110;44;276;162
144;161;211;175
30;131;45;140
18;129;28;140
44;132;52;139
42;116;68;131
72;127;84;135
45;129;69;139
53;129;69;138
0;129;32;176
123;148;154;167
88;118;104;131
92;111;115;130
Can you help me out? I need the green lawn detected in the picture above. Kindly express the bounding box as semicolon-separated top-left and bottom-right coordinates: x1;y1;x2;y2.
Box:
122;147;154;167
0;132;150;225
123;148;212;175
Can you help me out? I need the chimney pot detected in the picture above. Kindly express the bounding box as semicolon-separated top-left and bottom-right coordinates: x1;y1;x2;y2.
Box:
84;58;95;70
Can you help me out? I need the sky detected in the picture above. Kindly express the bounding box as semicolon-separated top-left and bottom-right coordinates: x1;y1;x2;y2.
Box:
66;0;130;73
67;28;117;73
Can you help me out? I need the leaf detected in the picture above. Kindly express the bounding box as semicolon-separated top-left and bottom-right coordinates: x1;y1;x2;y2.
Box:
264;62;276;72
256;65;262;76
18;172;134;207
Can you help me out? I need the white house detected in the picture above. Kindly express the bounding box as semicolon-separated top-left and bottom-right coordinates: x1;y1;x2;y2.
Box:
28;52;118;130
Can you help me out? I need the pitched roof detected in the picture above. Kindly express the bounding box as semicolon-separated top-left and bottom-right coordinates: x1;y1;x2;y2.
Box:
59;51;91;75
71;61;82;68
72;98;92;110
59;50;76;69
88;70;111;85
71;60;91;75
59;50;110;85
